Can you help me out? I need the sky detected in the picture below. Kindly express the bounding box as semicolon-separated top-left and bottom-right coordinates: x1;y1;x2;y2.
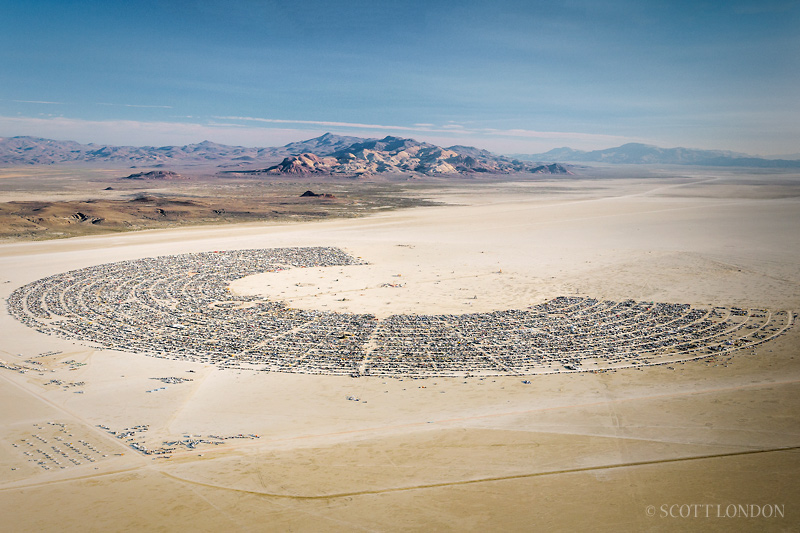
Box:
1;0;798;155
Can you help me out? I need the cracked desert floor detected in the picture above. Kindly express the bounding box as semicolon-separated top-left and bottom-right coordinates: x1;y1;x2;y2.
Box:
1;171;799;531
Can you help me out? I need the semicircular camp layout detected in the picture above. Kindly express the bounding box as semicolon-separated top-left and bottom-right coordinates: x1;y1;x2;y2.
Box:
7;247;794;377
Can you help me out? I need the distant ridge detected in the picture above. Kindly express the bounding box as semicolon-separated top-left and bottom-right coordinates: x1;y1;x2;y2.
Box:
0;134;364;168
514;143;800;168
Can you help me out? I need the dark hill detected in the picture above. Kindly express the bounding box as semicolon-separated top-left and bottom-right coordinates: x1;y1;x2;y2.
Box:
121;170;187;180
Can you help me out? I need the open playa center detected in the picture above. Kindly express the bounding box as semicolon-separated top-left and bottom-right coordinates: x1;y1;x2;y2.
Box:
1;172;799;531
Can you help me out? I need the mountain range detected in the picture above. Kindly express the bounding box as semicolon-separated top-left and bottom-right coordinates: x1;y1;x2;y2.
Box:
515;143;800;168
4;135;795;174
0;134;571;176
0;136;289;167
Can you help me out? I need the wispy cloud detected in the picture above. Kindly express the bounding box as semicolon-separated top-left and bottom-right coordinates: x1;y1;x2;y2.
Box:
206;121;251;128
97;103;173;109
216;116;425;132
217;115;636;146
485;128;632;143
0;115;303;147
12;99;64;105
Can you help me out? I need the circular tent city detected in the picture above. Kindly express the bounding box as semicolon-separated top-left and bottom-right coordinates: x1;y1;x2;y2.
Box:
7;247;795;377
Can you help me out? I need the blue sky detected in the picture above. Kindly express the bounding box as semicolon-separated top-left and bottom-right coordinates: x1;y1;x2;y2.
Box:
1;0;798;154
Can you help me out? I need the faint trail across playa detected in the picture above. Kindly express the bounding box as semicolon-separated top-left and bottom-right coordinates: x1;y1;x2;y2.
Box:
160;376;800;459
159;444;800;500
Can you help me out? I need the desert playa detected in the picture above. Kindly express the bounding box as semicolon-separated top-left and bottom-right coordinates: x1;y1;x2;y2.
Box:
1;171;799;531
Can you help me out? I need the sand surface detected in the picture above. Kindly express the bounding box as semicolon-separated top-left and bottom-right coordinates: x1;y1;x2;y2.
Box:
1;172;799;531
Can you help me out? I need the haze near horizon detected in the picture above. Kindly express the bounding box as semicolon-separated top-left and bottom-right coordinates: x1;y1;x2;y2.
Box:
1;0;798;155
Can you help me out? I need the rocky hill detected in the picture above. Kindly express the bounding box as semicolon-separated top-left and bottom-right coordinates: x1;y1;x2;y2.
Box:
121;170;187;180
252;136;572;176
263;153;339;174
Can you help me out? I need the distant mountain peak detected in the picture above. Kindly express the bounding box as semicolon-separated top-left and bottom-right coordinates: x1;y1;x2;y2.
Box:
281;133;368;155
513;143;798;167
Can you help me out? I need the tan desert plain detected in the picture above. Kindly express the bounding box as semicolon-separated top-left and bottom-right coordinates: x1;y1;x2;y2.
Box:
1;167;799;531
